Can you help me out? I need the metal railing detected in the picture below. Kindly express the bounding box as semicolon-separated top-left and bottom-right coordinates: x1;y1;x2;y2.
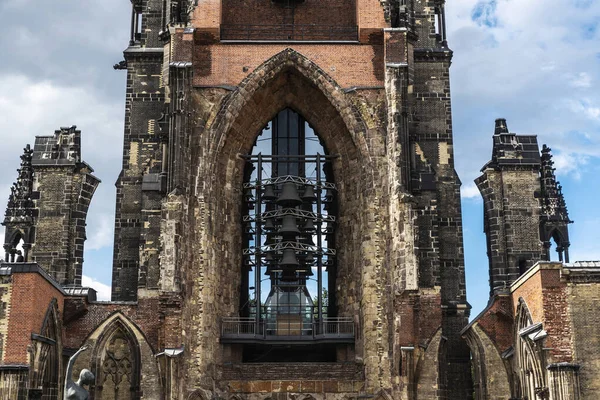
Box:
221;316;354;341
221;24;358;41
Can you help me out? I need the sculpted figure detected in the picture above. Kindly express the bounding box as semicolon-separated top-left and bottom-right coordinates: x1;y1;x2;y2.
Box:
64;345;95;400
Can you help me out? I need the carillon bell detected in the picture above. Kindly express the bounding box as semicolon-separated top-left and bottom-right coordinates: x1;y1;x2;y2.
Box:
280;248;300;267
264;251;274;263
302;219;315;232
270;263;283;273
301;185;316;202
263;218;276;231
323;189;335;203
279;215;300;236
277;182;302;206
262;185;276;201
304;252;315;266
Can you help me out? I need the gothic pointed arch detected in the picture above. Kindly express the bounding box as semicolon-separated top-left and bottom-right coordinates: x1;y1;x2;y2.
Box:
415;329;445;399
515;299;547;399
206;48;371;176
187;389;210;400
463;322;512;399
29;299;61;399
90;313;142;400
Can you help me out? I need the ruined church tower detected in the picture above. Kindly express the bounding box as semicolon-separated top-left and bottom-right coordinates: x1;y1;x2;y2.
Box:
108;0;472;398
2;1;600;399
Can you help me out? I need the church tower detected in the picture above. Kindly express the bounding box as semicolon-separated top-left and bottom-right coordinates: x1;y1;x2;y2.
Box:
475;119;572;295
108;0;472;398
2;126;99;285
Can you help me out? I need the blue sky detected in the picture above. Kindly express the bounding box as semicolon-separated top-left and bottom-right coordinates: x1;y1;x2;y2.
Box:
0;0;598;316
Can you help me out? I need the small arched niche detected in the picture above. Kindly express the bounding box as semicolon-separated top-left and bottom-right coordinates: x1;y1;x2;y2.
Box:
92;318;141;400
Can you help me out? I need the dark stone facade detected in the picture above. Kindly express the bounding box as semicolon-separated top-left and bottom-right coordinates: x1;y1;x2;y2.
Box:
0;1;597;400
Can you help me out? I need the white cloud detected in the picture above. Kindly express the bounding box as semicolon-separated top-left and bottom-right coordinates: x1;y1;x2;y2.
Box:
552;152;589;180
569;72;592;88
82;275;112;301
448;0;600;186
86;213;115;251
461;182;481;200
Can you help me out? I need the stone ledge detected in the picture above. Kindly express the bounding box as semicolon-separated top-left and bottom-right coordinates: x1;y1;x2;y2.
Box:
220;362;364;381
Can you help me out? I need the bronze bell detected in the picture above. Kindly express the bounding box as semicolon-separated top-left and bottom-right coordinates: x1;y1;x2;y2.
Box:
323;189;334;203
279;215;300;237
262;185;276;201
276;182;302;207
304;252;315;267
264;251;274;263
301;185;316;202
263;218;276;231
270;263;283;273
280;248;299;267
302;219;316;232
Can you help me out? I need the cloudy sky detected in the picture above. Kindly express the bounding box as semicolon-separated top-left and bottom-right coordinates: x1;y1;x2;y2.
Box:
0;0;598;315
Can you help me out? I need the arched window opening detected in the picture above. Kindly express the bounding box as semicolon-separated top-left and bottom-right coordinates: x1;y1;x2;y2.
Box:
545;230;568;263
3;233;26;263
226;108;352;362
516;301;546;400
37;302;59;400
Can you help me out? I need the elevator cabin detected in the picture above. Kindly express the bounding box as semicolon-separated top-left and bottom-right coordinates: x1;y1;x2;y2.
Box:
220;109;354;362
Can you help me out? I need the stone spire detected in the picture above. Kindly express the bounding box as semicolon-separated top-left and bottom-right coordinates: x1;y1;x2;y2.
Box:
4;145;35;224
539;144;573;262
540;145;572;224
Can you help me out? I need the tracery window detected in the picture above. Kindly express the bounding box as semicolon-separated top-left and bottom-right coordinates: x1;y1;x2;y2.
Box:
94;321;140;400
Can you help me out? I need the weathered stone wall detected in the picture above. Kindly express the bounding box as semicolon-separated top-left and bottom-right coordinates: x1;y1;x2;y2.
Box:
567;278;600;398
29;131;100;286
70;311;161;400
477;168;544;295
411;7;472;395
112;46;165;301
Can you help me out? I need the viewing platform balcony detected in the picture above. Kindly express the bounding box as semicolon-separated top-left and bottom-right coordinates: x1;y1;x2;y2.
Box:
221;316;354;344
220;24;358;42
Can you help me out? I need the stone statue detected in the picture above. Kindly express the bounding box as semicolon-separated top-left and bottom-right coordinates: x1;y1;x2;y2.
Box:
64;345;95;400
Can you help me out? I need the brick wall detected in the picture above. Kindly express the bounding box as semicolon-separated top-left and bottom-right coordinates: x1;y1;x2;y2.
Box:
3;272;64;365
221;0;357;28
191;43;384;88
